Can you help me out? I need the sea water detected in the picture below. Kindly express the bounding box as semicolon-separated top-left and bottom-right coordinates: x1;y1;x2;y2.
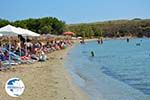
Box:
66;38;150;100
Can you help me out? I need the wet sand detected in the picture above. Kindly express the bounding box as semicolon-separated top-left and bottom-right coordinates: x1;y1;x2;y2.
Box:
0;47;87;100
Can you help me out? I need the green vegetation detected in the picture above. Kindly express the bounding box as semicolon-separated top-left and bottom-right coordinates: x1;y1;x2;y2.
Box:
0;17;150;38
67;19;150;38
0;17;65;35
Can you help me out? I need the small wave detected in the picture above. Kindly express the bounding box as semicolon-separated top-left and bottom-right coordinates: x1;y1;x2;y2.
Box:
75;71;89;82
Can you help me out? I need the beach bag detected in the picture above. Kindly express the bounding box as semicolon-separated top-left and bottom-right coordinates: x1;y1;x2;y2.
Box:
39;55;47;61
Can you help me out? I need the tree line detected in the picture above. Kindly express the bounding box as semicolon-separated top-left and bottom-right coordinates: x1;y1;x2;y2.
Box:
0;17;65;35
67;18;150;38
0;17;150;38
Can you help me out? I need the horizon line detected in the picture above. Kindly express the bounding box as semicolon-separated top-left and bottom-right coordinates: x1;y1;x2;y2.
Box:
0;16;150;25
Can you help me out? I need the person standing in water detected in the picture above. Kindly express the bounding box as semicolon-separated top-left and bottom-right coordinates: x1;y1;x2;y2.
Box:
91;51;95;57
80;38;85;44
127;38;129;43
97;37;103;44
100;38;103;44
97;39;100;44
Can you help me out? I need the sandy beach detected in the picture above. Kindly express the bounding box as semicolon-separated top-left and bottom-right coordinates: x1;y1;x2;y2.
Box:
0;47;87;100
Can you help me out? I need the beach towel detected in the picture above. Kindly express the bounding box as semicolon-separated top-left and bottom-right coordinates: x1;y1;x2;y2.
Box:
30;54;39;61
2;60;18;66
2;48;21;61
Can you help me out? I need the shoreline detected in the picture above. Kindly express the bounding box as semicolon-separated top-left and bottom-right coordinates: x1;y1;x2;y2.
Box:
83;36;144;42
0;46;88;100
66;39;150;100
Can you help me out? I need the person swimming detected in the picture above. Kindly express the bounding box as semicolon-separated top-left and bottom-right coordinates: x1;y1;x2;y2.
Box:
136;43;141;46
91;51;95;57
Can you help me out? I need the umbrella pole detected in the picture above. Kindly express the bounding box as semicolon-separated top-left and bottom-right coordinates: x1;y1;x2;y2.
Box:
25;37;27;56
19;39;21;57
8;36;11;67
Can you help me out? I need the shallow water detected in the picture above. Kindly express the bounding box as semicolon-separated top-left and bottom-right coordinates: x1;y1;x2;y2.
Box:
66;38;150;100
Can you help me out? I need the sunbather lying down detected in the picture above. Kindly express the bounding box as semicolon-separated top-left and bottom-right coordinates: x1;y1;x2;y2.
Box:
35;48;48;61
0;39;73;71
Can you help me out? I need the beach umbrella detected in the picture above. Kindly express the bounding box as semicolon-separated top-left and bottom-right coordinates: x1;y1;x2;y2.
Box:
0;25;24;67
23;29;40;37
63;31;75;35
0;25;23;36
17;27;40;37
26;30;40;37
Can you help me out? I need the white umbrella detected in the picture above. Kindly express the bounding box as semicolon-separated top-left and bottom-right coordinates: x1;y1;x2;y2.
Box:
17;27;40;37
0;25;24;67
24;29;40;37
0;25;23;36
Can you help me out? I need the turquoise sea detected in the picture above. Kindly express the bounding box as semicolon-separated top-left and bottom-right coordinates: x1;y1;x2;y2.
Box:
66;38;150;100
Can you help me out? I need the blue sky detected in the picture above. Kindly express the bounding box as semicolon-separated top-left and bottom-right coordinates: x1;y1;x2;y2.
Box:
0;0;149;24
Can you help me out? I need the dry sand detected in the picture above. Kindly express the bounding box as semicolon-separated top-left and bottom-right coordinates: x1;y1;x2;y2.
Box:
0;47;88;100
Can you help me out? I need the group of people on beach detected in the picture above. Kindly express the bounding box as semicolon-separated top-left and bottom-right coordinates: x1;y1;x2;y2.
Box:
0;36;73;70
